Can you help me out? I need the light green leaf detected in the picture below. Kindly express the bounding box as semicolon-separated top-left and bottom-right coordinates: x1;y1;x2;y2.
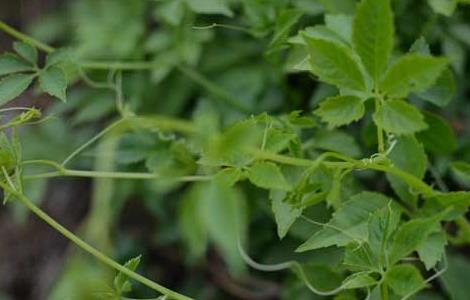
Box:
451;161;470;186
342;272;377;289
0;74;35;106
39;66;67;102
271;190;302;239
13;42;38;65
269;9;302;52
373;100;427;135
114;255;141;295
296;192;391;252
304;36;367;91
389;215;442;264
352;0;394;82
199;181;246;273
247;161;291;191
0;54;34;76
381;54;448;98
416;69;456;107
428;0;457;16
314;95;365;127
185;0;233;17
386;136;427;207
314;129;361;158
325;14;353;43
385;264;425;297
417;112;457;155
417;232;447;270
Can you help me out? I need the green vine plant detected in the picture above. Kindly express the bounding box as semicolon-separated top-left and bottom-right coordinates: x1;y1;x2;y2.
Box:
1;0;470;299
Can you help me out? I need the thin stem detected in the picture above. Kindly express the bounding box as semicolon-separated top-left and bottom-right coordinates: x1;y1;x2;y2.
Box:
0;21;54;53
374;97;385;154
0;183;192;300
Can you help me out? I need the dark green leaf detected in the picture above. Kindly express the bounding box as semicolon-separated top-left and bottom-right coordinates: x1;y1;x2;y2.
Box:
416;69;456;107
0;74;35;106
385;264;425;297
0;54;34;76
13;42;38;65
39;66;67;101
416;112;457;155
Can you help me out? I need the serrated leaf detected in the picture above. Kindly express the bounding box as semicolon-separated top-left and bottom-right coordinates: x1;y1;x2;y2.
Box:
385;264;425;297
416;69;456;107
373;100;427;135
389;215;442;264
386;136;427;207
304;36;367;91
381;54;448;98
296;192;391;252
13;42;38;65
114;255;141;295
314;95;365;127
39;66;67;102
417;232;447;270
269;9;302;52
247;161;291;191
0;74;35;106
342;272;377;289
0;54;34;76
271;190;302;239
417;111;457;155
353;0;394;82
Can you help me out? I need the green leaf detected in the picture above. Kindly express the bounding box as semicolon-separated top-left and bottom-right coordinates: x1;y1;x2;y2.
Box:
296;192;391;252
373;100;427;135
422;192;470;221
199;181;246;273
381;54;448;98
39;66;67;101
313;129;361;158
304;36;367;91
416;69;456;107
325;14;353;43
385;264;425;297
451;161;470;186
417;112;457;155
386;136;427;207
268;9;303;52
389;215;442;264
441;254;470;300
353;0;394;82
0;54;34;76
314;95;365;127
417;232;447;270
342;272;377;289
13;42;38;65
179;185;208;259
271;190;303;239
247;161;291;191
113;255;141;295
0;74;35;106
428;0;457;16
185;0;233;17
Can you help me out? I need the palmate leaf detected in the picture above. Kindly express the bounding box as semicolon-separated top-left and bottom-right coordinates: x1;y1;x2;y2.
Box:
380;54;448;98
314;95;365;127
296;192;391;252
353;0;394;82
304;36;367;92
373;99;428;135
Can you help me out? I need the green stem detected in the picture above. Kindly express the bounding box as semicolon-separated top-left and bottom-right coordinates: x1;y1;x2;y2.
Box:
380;282;389;300
374;97;385;154
0;21;54;53
0;183;192;300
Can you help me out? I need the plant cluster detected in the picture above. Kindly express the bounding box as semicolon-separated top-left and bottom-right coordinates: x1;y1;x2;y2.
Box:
1;0;470;299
